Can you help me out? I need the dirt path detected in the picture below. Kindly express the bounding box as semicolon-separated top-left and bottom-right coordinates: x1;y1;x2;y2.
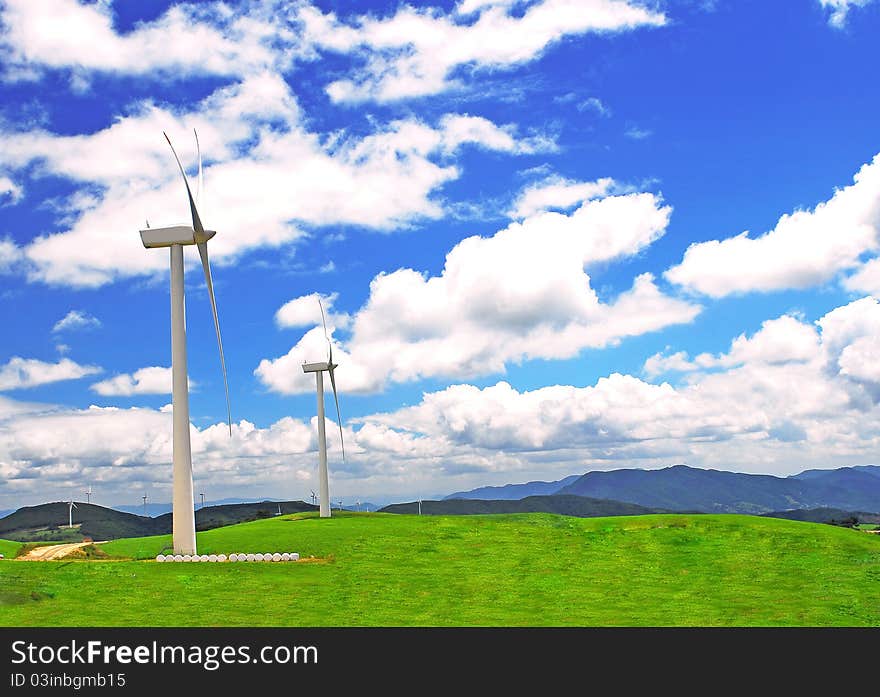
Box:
19;542;97;561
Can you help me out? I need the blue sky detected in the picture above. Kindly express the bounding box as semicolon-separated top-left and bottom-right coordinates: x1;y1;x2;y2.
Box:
1;0;880;509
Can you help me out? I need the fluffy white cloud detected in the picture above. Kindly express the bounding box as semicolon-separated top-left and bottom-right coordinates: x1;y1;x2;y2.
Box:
0;175;22;203
256;186;699;394
275;292;340;329
820;0;875;27
665;153;880;297
7;297;880;506
306;0;666;102
0;237;22;273
361;296;880;476
0;357;101;391
1;73;544;288
0;0;291;81
52;309;101;333
90;366;186;396
509;176;617;218
644;315;821;377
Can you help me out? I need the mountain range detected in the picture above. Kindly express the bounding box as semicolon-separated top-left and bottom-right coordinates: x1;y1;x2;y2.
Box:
445;465;880;514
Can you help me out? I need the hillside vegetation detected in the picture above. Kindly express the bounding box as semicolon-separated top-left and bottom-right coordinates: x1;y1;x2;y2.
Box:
1;512;879;626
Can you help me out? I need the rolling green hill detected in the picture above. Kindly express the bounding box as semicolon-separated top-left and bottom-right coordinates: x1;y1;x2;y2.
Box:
0;539;20;558
0;502;165;542
0;500;318;542
1;512;879;626
380;494;674;516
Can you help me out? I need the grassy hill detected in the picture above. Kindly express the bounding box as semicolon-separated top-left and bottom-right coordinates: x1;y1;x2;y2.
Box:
1;512;879;626
0;500;319;542
0;502;166;542
381;494;674;516
0;538;20;558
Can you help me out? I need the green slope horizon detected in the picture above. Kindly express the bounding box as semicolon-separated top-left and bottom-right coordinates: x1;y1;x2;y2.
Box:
1;511;879;627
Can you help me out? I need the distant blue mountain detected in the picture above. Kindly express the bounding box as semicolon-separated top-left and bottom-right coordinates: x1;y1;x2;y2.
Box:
791;465;880;482
444;475;580;501
557;465;880;514
445;464;880;514
112;496;285;517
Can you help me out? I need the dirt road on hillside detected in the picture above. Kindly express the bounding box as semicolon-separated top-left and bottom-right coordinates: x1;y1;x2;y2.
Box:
19;542;97;560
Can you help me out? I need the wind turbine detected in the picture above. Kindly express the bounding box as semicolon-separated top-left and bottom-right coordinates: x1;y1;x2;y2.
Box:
85;485;92;504
310;490;317;506
139;130;232;555
200;493;205;509
302;299;345;518
142;494;148;516
67;499;77;528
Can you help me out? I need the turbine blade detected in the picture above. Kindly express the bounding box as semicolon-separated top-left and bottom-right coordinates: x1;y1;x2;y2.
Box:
194;128;203;206
163;131;204;236
197;241;232;437
318;297;332;363
328;364;345;463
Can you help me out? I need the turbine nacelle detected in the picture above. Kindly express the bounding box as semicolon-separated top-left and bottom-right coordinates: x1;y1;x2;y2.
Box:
302;361;336;373
139;226;217;249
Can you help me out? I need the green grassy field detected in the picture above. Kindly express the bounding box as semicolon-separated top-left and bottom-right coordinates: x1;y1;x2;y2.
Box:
1;512;878;626
0;539;21;558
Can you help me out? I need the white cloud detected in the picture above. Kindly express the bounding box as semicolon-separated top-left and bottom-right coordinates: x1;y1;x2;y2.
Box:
361;297;880;475
256;187;699;394
8;298;880;506
52;309;101;333
0;0;291;81
665;152;880;297
308;0;667;103
0;357;101;391
90;366;187;396
577;97;611;116
642;350;696;377
0;237;22;273
643;315;821;377
275;292;350;330
1;74;542;288
509;176;617;218
820;0;875;27
0;175;22;203
843;256;880;295
624;126;652;140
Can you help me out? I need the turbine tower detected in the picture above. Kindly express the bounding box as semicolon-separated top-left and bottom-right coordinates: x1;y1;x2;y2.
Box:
139;130;231;554
67;499;77;528
85;485;92;504
302;300;345;518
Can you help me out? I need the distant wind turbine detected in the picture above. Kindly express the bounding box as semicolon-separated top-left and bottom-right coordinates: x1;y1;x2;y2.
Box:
200;493;205;509
310;490;317;506
142;494;148;517
139;130;232;555
67;499;77;528
302;299;345;518
85;485;92;504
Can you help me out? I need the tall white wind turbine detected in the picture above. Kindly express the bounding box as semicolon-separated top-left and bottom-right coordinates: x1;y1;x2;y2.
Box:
140;130;232;554
302;299;345;518
85;485;91;504
67;499;77;528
